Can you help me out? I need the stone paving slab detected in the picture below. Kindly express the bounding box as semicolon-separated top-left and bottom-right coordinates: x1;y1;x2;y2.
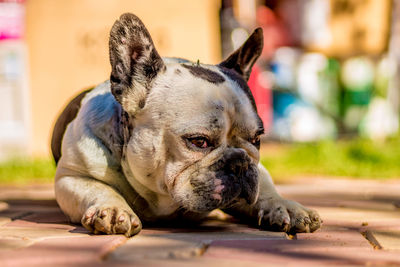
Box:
1;178;400;266
108;256;273;267
364;230;400;250
0;217;11;226
0;237;35;250
108;235;207;261
0;235;128;267
0;226;86;241
108;227;289;262
0;185;54;200
203;240;400;266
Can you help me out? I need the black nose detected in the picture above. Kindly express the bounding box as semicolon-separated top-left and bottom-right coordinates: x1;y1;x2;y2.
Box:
222;149;258;205
210;148;258;205
223;149;250;175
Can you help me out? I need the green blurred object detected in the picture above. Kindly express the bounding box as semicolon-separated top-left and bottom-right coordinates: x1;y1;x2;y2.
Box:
374;56;393;98
0;158;55;184
319;58;341;117
341;57;374;131
261;135;400;181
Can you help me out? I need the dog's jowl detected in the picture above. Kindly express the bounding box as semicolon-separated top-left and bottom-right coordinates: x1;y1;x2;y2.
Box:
52;13;321;236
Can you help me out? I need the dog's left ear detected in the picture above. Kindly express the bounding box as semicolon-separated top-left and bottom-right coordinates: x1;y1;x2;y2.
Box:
219;28;263;81
109;13;165;115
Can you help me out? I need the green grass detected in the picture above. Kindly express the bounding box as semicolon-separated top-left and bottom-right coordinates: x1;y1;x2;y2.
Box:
1;136;400;185
0;157;56;185
261;135;400;181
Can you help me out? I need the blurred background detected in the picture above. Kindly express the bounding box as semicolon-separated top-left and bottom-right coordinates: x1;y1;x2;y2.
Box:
0;0;399;183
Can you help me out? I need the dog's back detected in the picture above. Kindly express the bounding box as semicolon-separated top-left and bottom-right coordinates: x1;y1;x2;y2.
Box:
51;88;92;164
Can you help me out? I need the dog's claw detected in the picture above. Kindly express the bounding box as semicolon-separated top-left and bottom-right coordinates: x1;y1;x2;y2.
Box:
101;210;108;218
258;209;264;226
131;218;140;228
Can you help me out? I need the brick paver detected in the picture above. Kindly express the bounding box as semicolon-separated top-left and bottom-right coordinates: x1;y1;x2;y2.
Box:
1;178;400;266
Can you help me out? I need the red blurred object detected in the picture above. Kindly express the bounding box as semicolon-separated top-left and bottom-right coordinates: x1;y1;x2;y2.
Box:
256;5;291;60
248;64;272;131
0;0;25;41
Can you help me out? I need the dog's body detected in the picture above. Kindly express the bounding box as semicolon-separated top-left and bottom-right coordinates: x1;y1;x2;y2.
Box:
52;13;321;236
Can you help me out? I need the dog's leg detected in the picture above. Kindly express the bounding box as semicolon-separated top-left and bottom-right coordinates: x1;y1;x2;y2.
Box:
224;163;322;234
55;175;142;236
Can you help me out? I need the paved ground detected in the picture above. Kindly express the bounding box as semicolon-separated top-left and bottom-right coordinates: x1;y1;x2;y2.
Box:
1;178;400;266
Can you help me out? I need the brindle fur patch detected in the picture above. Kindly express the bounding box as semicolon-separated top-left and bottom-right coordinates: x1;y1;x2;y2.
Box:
51;88;93;164
182;64;225;84
218;66;257;111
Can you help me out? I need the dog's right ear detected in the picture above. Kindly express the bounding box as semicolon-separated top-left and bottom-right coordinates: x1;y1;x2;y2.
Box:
109;13;165;115
219;28;263;81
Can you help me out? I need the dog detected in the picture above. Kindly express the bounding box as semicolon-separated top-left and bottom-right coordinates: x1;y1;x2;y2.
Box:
51;13;321;236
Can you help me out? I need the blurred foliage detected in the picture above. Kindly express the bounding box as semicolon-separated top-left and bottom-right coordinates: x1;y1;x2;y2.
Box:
0;157;55;184
261;135;400;181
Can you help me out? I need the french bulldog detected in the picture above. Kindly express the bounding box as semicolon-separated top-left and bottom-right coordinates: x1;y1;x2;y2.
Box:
51;13;321;236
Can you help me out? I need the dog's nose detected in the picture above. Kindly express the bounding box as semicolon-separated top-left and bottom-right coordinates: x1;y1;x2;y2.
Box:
224;148;250;175
223;148;258;205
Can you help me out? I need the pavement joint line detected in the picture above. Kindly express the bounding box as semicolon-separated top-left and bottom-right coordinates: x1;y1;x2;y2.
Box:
361;230;383;250
198;241;211;257
10;212;34;221
0;211;35;222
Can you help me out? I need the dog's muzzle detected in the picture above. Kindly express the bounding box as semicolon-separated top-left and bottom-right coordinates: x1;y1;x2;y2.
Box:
185;148;259;212
212;148;259;204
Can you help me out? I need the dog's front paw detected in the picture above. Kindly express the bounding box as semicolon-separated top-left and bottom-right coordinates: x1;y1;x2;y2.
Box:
257;198;321;234
81;206;142;237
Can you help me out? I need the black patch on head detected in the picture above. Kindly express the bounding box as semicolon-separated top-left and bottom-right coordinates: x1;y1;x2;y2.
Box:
218;66;257;111
182;64;225;84
175;69;182;75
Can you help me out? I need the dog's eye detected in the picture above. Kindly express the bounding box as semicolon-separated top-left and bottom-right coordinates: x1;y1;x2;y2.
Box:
189;137;209;149
250;136;261;149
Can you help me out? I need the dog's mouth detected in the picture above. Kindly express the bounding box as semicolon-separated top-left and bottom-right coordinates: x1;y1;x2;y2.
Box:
172;149;259;212
196;169;258;210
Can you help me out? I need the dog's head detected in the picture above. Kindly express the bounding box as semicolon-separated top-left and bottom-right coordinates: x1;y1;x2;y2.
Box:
109;13;264;212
